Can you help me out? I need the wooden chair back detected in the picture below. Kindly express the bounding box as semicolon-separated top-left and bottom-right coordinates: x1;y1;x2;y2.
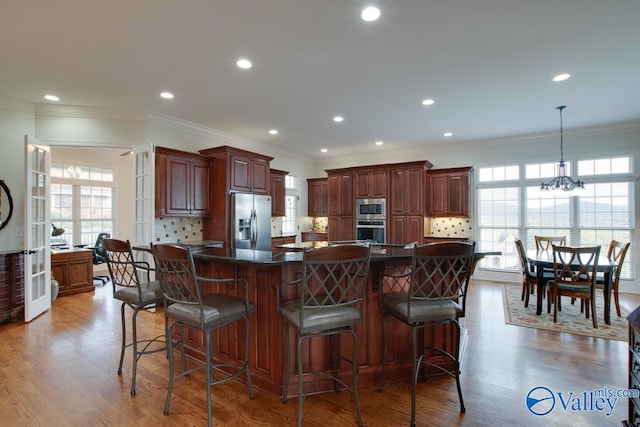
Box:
535;235;566;251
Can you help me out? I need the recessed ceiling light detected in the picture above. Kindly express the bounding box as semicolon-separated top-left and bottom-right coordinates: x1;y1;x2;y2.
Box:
237;58;252;69
444;132;453;137
160;92;174;99
375;141;383;146
333;116;344;123
552;73;571;82
321;148;328;153
422;99;435;106
361;6;381;22
44;94;60;102
269;129;278;135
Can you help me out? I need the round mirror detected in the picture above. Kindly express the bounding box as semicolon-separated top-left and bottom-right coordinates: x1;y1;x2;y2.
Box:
0;180;14;232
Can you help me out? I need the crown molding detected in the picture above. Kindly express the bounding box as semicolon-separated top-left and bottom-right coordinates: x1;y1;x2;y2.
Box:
0;96;35;114
147;111;313;163
33;104;147;121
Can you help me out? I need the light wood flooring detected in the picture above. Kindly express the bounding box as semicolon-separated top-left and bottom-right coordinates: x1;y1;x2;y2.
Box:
1;280;638;426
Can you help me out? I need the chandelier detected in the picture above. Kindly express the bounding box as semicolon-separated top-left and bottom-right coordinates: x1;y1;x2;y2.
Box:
540;105;585;191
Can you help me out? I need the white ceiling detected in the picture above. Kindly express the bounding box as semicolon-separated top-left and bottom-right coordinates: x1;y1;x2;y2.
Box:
1;1;639;159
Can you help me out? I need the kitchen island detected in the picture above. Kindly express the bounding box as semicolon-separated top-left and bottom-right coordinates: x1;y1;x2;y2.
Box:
178;243;485;398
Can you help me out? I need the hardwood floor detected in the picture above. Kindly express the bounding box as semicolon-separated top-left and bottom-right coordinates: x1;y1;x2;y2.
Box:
1;280;637;426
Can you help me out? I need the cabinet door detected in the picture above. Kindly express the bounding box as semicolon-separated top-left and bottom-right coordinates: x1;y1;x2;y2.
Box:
390;166;423;216
355;169;388;198
230;154;252;192
165;155;191;215
427;168;471;217
328;173;353;216
191;158;211;216
327;216;354;241
446;173;469;216
251;160;270;194
308;179;328;216
389;215;423;245
270;171;286;217
156;149;211;217
427;173;448;216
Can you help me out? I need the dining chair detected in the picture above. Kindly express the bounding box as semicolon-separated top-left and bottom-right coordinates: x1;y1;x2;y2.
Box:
378;241;475;426
515;239;546;308
546;245;601;328
534;235;566;251
101;238;166;395
152;243;255;427
596;240;630;317
276;244;371;427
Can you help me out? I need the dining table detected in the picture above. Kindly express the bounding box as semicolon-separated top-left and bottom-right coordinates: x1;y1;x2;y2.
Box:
526;248;617;325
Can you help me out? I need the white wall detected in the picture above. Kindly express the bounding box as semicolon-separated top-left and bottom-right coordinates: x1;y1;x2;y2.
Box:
0;98;35;252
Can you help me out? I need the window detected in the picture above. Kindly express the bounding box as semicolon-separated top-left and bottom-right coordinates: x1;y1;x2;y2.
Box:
50;163;115;246
477;156;635;280
282;175;299;235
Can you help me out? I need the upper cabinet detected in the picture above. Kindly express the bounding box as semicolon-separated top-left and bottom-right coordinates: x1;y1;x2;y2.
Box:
200;146;274;195
270;169;288;217
229;151;270;194
354;167;388;199
327;171;353;216
427;167;473;217
390;162;428;216
199;146;274;245
155;146;211;217
307;178;328;217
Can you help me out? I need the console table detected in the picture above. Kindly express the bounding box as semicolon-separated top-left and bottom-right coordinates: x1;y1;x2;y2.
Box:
51;248;95;297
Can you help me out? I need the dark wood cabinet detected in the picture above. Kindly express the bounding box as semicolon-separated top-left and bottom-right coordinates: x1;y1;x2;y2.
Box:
390;163;427;216
327;216;354;241
326;171;354;241
307;178;328;217
199;146;274;246
270;169;288;217
301;231;328;242
388;162;429;244
51;248;94;297
327;172;353;216
229;151;270;194
355;167;388;198
155;146;211;217
271;235;296;251
427;167;472;217
0;251;24;324
389;215;423;245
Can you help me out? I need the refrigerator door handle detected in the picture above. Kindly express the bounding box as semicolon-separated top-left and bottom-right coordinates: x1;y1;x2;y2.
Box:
250;208;257;247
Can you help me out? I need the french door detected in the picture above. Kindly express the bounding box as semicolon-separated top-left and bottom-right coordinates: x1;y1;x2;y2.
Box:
24;135;51;321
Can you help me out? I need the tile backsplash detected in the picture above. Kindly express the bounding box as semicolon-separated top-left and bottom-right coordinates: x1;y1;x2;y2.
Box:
154;217;204;243
428;217;473;238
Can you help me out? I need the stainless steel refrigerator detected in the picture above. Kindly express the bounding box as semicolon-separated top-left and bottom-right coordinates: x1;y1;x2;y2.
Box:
231;193;272;251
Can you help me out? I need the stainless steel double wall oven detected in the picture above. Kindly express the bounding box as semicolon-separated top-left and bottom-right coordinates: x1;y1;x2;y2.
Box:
355;198;386;243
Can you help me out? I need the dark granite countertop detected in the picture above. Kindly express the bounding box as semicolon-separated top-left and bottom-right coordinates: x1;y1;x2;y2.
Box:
133;240;224;252
194;242;497;269
195;243;416;265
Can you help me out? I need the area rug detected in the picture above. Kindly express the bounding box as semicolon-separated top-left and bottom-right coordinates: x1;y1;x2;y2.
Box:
502;285;628;341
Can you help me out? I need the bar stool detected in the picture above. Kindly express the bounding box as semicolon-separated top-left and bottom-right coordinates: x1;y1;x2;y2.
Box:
102;238;166;395
277;244;371;427
378;241;475;427
152;243;255;427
